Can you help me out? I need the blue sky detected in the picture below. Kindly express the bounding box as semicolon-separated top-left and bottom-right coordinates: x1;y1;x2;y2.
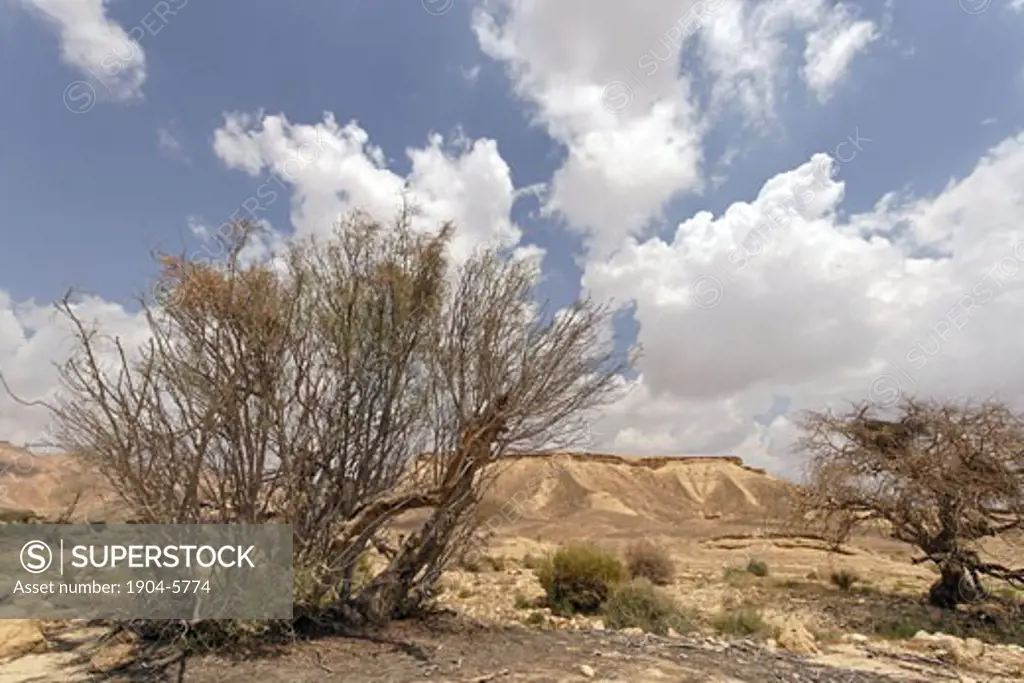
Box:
3;0;1024;474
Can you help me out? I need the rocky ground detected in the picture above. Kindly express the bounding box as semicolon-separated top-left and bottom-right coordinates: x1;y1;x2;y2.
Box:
4;556;1024;683
3;447;1023;681
3;613;1016;683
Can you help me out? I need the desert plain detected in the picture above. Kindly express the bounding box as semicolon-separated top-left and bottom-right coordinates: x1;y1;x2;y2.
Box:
1;442;1023;682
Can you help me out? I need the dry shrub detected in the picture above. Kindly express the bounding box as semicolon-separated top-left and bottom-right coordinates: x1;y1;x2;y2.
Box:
458;555;483;572
603;578;696;635
798;397;1024;608
724;559;769;582
524;611;546;626
536;543;627;615
724;565;749;582
485;555;507;571
829;568;859;592
624;540;675;586
746;559;770;577
26;208;633;641
711;606;771;637
513;592;534;609
522;553;542;570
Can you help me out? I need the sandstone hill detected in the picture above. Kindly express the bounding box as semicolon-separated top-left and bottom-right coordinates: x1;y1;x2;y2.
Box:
477;452;796;541
1;442;796;538
0;441;112;521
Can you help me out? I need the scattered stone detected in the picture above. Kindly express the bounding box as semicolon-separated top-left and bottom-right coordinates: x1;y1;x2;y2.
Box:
774;617;818;655
89;642;136;673
578;663;595;677
0;620;46;663
638;667;668;678
949;636;986;665
619;627;644;636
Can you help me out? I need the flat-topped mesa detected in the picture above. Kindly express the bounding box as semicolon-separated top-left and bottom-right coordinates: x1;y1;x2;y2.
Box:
501;451;767;475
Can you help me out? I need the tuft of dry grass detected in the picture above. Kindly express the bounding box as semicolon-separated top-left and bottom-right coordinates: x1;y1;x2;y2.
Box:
829;568;859;592
603;578;697;635
514;593;534;609
624;540;675;586
522;553;543;570
711;606;771;637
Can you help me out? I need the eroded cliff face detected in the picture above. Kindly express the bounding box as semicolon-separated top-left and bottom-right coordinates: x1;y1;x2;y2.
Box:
1;445;792;531
476;451;794;535
501;451;766;474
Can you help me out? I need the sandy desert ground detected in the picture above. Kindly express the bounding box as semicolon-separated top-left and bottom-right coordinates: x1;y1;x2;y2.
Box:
2;442;1023;682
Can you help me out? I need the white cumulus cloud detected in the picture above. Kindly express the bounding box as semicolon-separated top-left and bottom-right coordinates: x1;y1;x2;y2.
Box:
583;132;1024;474
20;0;147;100
211;112;529;266
473;0;880;256
802;3;879;102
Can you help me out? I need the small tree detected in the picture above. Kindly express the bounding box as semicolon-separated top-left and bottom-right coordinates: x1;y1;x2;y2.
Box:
797;397;1024;608
43;208;634;627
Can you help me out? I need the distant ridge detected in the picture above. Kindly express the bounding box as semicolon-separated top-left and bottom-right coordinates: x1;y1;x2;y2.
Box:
502;451;769;475
0;447;791;535
477;450;793;539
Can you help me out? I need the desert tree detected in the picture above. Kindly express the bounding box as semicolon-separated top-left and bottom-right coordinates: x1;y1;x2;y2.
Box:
796;396;1024;608
44;208;633;626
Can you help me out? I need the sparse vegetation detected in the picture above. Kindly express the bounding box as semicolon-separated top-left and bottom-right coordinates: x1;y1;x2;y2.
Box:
514;592;534;609
746;559;770;577
724;559;770;582
724;565;749;582
524;611;546;626
459;555;483;573
460;553;507;572
536;543;627;615
711;606;771;638
482;555;507;571
874;616;932;640
830;568;859;592
37;210;631;639
624;539;675;586
798;397;1024;609
602;578;696;635
522;553;542;570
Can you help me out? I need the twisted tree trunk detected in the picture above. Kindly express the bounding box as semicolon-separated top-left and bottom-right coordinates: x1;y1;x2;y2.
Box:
928;557;985;609
352;398;509;623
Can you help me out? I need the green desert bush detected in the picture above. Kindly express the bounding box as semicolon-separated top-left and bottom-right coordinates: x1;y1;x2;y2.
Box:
745;559;770;577
711;606;771;637
536;543;627;615
624;540;675;586
603;578;696;635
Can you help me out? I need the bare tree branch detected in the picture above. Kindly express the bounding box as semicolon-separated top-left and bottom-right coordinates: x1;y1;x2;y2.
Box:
796;396;1024;608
